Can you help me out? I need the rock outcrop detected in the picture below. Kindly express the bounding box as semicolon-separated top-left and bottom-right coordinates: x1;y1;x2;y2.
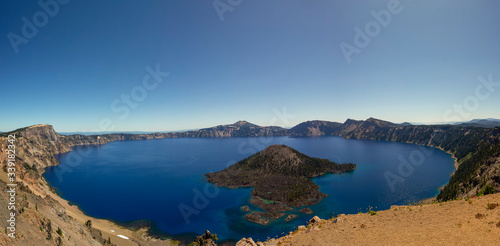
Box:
285;214;298;221
244;213;269;226
190;230;218;246
236;237;259;246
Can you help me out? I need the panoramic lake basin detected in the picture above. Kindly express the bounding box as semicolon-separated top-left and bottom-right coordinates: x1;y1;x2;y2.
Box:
44;136;455;242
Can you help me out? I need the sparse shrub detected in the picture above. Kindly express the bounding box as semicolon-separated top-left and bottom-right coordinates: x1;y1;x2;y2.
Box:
85;220;92;229
360;224;366;229
57;227;62;236
478;185;495;196
368;210;377;216
486;203;499;210
475;213;485;219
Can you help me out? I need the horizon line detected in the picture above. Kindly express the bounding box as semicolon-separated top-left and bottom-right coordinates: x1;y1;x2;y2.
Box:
4;117;499;134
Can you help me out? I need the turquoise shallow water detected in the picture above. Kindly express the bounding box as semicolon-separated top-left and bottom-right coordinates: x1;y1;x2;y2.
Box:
44;136;454;243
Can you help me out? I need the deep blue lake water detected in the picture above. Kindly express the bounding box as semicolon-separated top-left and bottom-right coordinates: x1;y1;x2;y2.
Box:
44;136;454;243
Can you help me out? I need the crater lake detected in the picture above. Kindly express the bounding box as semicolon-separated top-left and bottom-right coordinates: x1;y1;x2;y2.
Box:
44;136;455;243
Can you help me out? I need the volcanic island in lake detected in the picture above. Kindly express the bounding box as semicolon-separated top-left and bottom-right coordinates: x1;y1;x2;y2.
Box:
205;145;356;225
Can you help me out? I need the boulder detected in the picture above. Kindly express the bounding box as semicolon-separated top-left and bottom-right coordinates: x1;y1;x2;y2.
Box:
244;213;270;225
285;214;298;222
308;216;322;225
299;207;313;214
192;230;217;246
236;237;257;246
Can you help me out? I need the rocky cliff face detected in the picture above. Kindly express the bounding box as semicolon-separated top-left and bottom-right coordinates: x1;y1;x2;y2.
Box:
0;125;104;245
289;120;342;136
0;125;177;246
287;118;500;200
186;121;287;138
21;124;59;141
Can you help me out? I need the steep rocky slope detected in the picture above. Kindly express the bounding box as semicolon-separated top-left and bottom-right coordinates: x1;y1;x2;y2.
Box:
0;125;177;246
289;121;342;136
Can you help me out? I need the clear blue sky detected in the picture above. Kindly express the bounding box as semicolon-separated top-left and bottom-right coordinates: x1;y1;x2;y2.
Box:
1;0;499;132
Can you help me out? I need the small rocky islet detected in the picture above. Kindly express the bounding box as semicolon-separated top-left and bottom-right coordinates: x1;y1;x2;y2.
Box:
205;144;356;225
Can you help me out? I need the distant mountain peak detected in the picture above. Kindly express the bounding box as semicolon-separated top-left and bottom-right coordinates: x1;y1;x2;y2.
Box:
455;118;500;128
234;120;250;126
343;118;362;124
232;120;259;128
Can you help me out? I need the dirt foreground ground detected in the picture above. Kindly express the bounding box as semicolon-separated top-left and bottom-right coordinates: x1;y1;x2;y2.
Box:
266;193;500;246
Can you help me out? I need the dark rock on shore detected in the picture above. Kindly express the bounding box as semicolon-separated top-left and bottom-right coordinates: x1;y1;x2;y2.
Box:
191;230;218;246
256;211;286;219
244;213;269;226
285;214;298;222
249;196;292;213
241;206;250;212
300;207;313;214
